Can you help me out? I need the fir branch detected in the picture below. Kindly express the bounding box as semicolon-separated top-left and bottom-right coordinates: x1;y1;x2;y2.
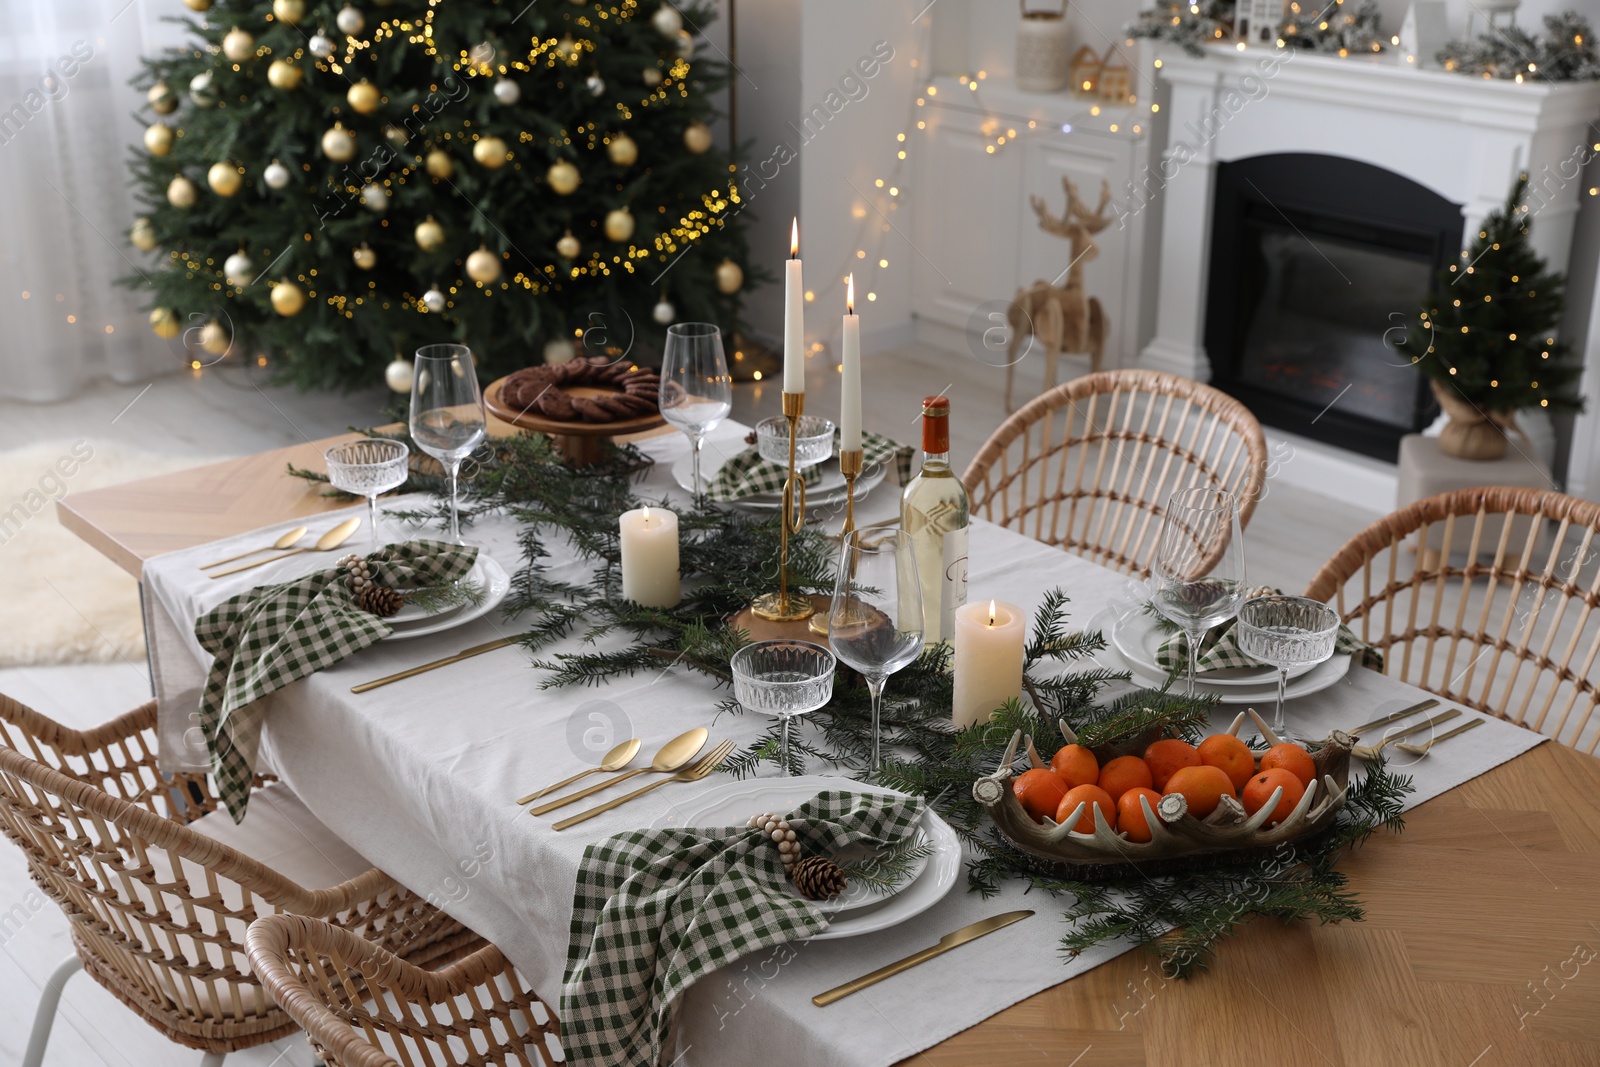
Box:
401;579;486;615
835;835;935;892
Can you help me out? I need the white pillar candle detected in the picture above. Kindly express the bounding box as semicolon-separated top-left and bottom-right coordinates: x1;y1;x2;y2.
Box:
619;506;681;608
783;217;804;394
841;273;861;453
952;599;1025;729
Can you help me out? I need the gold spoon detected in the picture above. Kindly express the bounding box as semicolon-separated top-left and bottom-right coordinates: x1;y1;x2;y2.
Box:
515;738;643;806
528;728;709;816
200;525;309;569
209;517;362;579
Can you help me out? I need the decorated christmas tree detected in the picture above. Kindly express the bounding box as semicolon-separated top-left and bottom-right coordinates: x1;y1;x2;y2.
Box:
1407;176;1583;455
126;0;755;389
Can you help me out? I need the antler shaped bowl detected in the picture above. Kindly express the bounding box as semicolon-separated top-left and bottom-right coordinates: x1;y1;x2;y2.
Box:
973;709;1354;872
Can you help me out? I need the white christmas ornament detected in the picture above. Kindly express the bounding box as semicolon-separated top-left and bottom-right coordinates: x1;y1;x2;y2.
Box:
642;66;663;87
167;175;197;208
308;32;334;58
384;358;413;393
652;297;676;324
652;4;683;37
422;287;446;313
543;337;576;364
556;231;581;258
682;121;712;154
264;159;291;189
222;27;255;62
224;251;254;287
361;183;387;213
493;79;521;104
585;73;606;96
470;41;497;67
336;5;364;34
190;70;216;105
321;124;356;161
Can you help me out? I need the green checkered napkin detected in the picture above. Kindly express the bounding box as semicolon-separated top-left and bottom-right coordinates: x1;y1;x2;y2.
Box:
561;788;925;1067
195;539;477;822
706;429;913;502
1152;587;1382;676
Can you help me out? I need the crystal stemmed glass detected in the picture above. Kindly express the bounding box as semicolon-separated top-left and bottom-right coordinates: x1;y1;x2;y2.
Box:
730;641;836;776
1151;486;1247;696
409;344;486;544
323;438;410;549
827;529;926;773
1235;595;1341;740
659;323;732;501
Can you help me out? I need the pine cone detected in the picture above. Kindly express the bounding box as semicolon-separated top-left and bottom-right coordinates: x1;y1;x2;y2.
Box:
790;855;847;901
355;585;404;618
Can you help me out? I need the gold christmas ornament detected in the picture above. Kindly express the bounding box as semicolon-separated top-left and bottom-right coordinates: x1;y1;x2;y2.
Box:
642;66;663;87
270;280;307;317
466;246;503;284
607;132;638;166
414;216;446;252
267;59;303;90
683;121;712;154
321;123;356;162
556;35;578;61
353;243;377;269
147;82;178;114
652;4;683;38
200;319;231;355
715;258;744;294
473;135;510;168
183;0;211;11
207;161;243;197
546;159;580;194
273;0;306;24
346;80;380;114
556;230;580;258
425;149;454;178
604;206;635;242
361;183;387;213
222;27;256;63
130;217;158;252
384;124;410;147
167;175;198;208
149;307;181;339
144;122;175;156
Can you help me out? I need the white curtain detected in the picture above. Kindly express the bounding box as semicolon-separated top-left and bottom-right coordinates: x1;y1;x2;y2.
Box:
0;0;185;401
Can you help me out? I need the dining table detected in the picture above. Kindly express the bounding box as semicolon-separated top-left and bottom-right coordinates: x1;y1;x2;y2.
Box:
57;416;1600;1067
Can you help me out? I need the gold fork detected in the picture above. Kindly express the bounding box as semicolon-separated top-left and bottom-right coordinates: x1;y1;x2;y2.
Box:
551;739;735;831
1394;716;1483;757
1352;709;1460;761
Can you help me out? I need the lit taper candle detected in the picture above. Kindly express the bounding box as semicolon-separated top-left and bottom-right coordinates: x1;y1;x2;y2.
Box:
841;273;861;453
783;218;804;394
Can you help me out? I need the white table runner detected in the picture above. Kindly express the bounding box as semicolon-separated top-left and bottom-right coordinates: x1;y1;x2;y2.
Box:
141;422;1548;1067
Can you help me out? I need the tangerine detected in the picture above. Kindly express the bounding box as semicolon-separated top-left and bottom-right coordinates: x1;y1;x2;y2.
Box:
1197;733;1256;791
1241;768;1305;825
1162;764;1236;818
1013;768;1068;823
1117;787;1164;842
1098;755;1154;800
1142;738;1201;791
1050;744;1100;789
1056;784;1116;833
1259;743;1317;788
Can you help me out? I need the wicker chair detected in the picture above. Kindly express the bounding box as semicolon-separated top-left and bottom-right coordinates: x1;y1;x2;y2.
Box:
962;369;1269;576
1304;487;1600;753
0;694;483;1067
247;913;563;1067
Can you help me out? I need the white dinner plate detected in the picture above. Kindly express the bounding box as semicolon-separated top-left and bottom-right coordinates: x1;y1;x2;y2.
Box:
661;776;959;940
387;557;484;625
382;555;510;642
1110;608;1315;686
672;440;889;511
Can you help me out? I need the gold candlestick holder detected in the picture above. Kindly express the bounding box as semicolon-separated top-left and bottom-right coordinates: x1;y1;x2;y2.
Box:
809;447;864;636
751;391;816;622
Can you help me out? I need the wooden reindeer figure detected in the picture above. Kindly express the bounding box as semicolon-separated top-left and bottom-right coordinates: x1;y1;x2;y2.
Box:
1004;177;1113;411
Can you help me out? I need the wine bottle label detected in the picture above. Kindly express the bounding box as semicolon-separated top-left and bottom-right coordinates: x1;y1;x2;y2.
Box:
939;526;969;641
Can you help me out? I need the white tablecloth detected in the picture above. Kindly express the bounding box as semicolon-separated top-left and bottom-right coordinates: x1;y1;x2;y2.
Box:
141;422;1547;1067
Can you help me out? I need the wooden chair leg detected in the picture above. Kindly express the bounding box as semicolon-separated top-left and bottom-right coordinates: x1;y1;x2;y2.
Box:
22;955;82;1067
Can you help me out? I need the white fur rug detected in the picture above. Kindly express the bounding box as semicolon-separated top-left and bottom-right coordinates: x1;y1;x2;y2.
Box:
0;441;219;666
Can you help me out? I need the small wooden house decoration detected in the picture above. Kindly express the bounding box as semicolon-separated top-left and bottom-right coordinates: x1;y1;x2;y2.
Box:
1097;47;1131;102
1069;45;1102;95
1233;0;1285;44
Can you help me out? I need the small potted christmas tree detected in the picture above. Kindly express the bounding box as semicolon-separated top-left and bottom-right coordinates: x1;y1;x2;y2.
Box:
1407;176;1584;460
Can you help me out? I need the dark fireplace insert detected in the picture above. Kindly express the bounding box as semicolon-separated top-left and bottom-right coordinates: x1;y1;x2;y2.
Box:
1204;153;1464;461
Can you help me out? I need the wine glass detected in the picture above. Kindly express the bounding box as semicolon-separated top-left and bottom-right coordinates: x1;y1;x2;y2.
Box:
730;641;836;776
828;529;926;773
659;323;732;501
1151;486;1247;696
324;438;409;549
409;344;486;544
1235;595;1341;740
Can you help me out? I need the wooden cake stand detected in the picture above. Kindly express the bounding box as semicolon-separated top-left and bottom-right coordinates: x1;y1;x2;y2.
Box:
484;375;667;466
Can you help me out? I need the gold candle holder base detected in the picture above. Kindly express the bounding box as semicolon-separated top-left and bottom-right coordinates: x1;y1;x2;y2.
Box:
751;390;815;623
808;448;865;636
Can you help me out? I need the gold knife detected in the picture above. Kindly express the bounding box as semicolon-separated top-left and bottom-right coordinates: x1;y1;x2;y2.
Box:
1348;697;1440;738
350;636;518;693
812;910;1034;1007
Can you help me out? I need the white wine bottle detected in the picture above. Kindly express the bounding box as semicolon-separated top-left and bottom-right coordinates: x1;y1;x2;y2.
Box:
901;396;969;642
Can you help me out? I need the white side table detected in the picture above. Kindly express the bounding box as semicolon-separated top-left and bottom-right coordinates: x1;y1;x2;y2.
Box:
1395;434;1553;565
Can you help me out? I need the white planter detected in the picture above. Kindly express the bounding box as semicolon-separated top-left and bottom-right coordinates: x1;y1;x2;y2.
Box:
1015;7;1071;93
